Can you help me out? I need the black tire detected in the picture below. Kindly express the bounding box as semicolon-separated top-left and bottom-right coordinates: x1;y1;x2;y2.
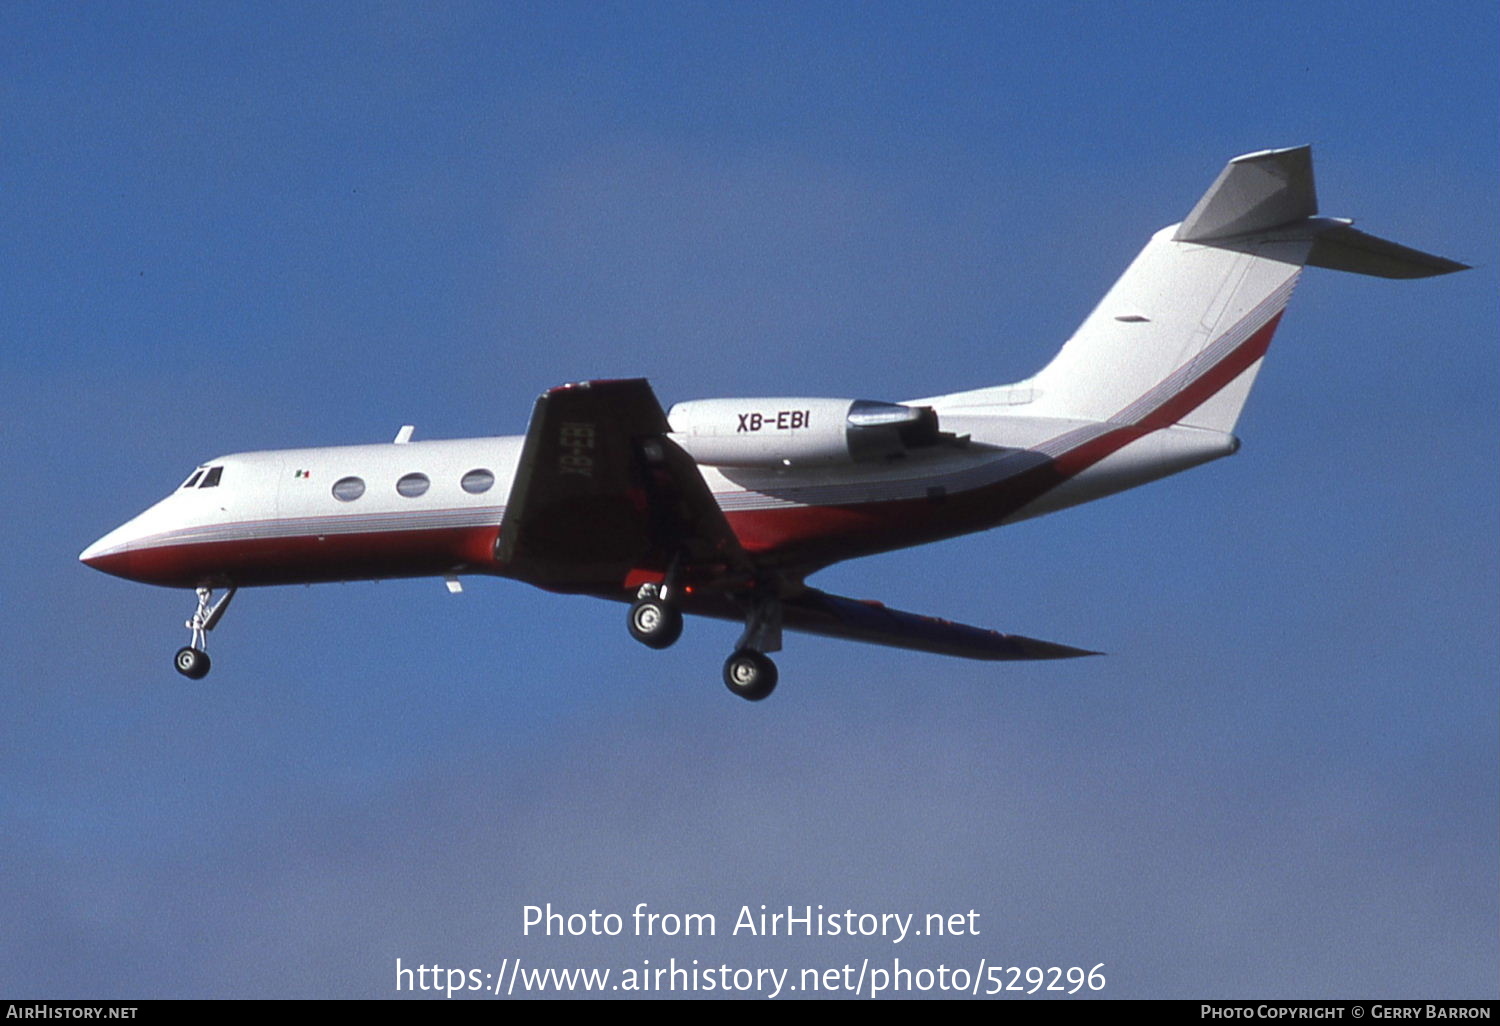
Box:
174;646;211;680
722;649;777;701
627;598;683;650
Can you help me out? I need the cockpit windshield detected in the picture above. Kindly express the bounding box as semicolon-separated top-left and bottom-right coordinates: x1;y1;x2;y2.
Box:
180;466;224;489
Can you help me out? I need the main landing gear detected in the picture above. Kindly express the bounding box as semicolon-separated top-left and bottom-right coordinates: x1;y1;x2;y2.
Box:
174;585;235;679
627;585;684;650
722;649;777;702
722;597;781;702
625;580;782;702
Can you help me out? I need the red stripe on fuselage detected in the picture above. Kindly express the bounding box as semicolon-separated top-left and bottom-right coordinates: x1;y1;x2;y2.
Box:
84;525;502;589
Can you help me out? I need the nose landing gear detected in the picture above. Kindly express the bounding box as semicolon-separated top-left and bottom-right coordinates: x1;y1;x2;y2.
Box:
174;645;210;680
174;585;235;679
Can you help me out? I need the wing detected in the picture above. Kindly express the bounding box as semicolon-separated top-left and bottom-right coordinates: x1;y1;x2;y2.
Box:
498;379;746;590
779;587;1098;661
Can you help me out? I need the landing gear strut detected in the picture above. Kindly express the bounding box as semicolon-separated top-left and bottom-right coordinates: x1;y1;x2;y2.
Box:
723;597;782;702
175;585;235;679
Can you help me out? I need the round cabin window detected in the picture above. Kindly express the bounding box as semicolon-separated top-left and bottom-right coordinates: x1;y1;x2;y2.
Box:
461;469;495;494
332;476;365;502
396;473;430;498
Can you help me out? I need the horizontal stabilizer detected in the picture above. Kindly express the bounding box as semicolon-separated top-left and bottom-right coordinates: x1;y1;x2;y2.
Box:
781;588;1098;661
1174;146;1469;277
1308;223;1469;278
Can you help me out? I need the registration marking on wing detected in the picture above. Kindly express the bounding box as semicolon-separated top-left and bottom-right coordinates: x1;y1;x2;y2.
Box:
558;421;596;477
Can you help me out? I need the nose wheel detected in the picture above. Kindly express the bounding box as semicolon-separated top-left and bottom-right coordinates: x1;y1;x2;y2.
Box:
175;646;211;680
174;585;235;679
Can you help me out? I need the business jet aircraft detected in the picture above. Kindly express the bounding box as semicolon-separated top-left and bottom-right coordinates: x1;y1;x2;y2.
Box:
80;147;1466;700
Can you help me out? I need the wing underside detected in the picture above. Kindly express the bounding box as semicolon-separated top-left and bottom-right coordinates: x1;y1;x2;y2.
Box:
498;379;747;590
780;588;1098;661
501;378;1093;661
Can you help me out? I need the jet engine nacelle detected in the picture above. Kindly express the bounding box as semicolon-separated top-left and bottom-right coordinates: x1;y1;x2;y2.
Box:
667;397;945;468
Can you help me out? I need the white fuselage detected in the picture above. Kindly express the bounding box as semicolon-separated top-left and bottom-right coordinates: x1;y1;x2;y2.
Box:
79;406;1240;591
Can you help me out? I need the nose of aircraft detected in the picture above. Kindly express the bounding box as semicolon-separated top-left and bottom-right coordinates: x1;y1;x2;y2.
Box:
80;493;220;587
79;521;139;580
79;495;181;582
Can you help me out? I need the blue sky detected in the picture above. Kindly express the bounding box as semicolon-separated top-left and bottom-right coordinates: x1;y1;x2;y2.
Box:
2;1;1495;999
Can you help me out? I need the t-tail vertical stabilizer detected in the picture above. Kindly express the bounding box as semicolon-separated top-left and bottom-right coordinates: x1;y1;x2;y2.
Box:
928;146;1467;438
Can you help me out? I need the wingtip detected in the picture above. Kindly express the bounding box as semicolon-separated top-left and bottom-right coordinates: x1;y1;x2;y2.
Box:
1031;641;1104;660
995;635;1103;660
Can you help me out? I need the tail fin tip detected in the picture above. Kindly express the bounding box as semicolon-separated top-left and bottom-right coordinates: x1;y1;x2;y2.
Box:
1174;145;1317;243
